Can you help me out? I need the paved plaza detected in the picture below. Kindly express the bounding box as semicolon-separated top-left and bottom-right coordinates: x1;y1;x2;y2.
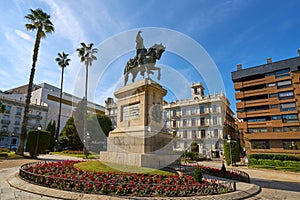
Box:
0;155;299;199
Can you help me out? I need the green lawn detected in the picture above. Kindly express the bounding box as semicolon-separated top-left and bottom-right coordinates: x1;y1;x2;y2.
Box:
74;160;174;176
50;151;99;159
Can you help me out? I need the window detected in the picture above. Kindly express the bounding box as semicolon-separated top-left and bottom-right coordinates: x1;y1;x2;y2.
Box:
201;129;206;138
275;69;290;78
269;93;278;98
283;126;299;132
248;118;266;122
172;120;176;128
182;130;187;139
283;140;299;150
213;129;218;138
5;105;11;114
16;107;22;115
248;128;267;133
192;130;197;139
273;127;282;132
278;91;294;100
200;106;204;114
212;105;217;112
280;103;296;112
14;127;20;134
267;83;275;87
172;110;177;117
272;115;281;120
200;117;205;126
282;114;298;123
277;80;292;89
191;118;196;126
15;116;21;125
213;116;218;125
182;109;186;116
270;104;279;109
251;140;270;149
191;108;196;115
182;119;187;127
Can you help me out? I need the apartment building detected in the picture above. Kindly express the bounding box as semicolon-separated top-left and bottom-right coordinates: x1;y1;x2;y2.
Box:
0;93;48;149
163;83;236;158
231;50;300;155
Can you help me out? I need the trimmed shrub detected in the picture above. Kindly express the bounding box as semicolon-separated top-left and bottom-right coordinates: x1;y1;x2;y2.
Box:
221;162;226;176
25;130;50;157
194;167;203;182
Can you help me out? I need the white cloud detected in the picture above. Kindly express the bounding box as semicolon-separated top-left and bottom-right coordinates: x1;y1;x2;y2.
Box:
42;0;87;49
15;30;34;42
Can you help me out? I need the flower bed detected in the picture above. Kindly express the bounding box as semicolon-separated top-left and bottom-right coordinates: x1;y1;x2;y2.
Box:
182;162;250;183
19;160;235;197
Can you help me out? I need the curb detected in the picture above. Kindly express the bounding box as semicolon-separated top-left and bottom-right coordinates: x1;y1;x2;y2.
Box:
7;172;261;200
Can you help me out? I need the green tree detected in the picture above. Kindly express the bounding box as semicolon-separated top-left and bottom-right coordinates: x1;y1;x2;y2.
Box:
46;120;56;151
76;43;98;158
55;52;71;151
60;116;83;150
0;101;5;113
17;8;54;156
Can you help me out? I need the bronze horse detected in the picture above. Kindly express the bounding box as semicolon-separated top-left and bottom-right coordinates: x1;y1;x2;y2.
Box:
124;43;166;85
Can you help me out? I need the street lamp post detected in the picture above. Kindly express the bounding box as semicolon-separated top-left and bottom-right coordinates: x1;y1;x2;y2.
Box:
34;125;42;158
227;134;233;166
9;132;15;151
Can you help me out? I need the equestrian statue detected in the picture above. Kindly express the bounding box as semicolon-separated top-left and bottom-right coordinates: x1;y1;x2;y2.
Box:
124;31;166;85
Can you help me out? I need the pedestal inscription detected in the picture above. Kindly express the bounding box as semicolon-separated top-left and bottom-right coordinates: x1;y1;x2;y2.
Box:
121;103;140;121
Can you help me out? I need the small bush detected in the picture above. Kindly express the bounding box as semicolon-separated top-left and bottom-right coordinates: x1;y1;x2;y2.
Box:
194;167;202;182
221;162;226;176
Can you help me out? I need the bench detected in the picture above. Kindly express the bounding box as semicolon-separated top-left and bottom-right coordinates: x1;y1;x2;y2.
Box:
0;153;8;159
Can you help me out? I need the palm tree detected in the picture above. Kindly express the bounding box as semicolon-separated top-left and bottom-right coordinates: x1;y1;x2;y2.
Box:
76;43;98;158
16;8;54;156
55;52;70;151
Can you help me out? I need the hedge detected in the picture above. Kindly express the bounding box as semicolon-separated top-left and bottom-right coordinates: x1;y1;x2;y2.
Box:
25;130;50;157
249;154;300;161
249;158;300;168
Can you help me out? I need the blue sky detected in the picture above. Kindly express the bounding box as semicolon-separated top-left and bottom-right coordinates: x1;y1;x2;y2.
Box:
1;0;300;115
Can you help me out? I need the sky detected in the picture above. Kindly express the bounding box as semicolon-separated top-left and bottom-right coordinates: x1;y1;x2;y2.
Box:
1;0;300;115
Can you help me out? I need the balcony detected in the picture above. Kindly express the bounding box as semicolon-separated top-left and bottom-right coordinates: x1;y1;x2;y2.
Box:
243;88;267;97
234;82;243;90
245;131;300;140
235;91;244;100
14;121;21;125
246;110;270;117
236;102;244;109
242;77;266;88
237;112;246;119
1;119;10;125
244;99;269;107
247;121;267;127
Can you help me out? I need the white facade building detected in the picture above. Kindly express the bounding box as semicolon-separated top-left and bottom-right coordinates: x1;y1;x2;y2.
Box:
163;83;235;158
0;93;48;150
7;83;105;134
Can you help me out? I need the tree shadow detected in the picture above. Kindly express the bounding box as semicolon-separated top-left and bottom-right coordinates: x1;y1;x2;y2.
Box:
251;177;300;192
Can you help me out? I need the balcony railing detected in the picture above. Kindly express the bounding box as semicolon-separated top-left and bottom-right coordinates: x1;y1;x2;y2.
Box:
1;119;10;125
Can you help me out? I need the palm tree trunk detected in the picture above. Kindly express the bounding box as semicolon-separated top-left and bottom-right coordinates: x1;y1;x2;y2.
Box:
83;63;88;158
55;67;64;151
17;27;42;156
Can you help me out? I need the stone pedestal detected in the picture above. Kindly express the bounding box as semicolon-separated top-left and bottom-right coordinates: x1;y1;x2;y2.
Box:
100;78;178;169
